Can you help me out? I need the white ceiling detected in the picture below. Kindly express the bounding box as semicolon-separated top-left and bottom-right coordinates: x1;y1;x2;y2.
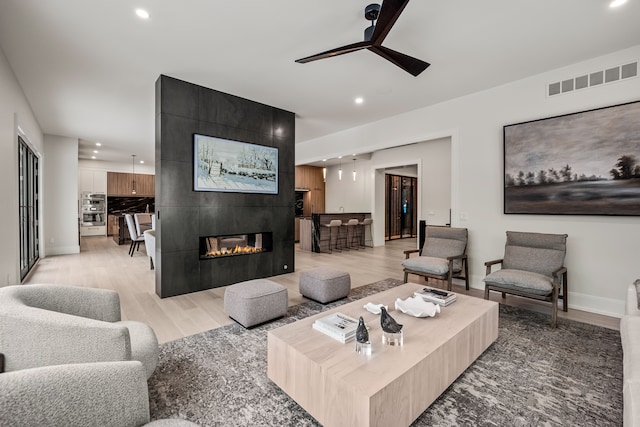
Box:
0;0;638;167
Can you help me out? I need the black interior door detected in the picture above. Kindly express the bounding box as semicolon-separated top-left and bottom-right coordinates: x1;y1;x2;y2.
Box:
19;137;39;280
385;174;417;241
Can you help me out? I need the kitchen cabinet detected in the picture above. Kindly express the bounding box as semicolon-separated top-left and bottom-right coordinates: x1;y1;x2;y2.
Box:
80;225;106;237
78;168;107;195
107;172;155;196
295;166;325;215
107;214;118;236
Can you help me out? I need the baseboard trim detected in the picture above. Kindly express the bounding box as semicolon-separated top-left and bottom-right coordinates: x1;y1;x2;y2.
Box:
468;278;624;318
45;245;81;256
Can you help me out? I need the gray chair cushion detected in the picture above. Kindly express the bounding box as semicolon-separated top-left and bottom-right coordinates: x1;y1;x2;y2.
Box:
421;227;467;271
402;256;451;275
483;269;553;295
502;231;567;277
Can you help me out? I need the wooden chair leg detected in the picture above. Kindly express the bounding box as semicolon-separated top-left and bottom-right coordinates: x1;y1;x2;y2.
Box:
562;271;568;312
484;286;490;300
501;292;506;299
403;271;408;283
551;286;559;328
464;259;469;290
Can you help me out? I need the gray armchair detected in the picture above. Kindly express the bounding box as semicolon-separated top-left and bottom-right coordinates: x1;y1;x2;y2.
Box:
402;226;469;291
483;231;568;328
0;284;158;378
0;361;198;427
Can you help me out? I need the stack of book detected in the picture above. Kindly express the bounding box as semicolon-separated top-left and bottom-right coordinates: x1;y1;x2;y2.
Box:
312;312;358;343
414;287;457;306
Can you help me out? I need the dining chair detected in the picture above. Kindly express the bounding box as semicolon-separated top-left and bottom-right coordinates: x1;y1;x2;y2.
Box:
125;214;146;256
134;213;152;236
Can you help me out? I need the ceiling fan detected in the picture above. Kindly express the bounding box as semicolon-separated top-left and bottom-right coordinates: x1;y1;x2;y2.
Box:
295;0;430;77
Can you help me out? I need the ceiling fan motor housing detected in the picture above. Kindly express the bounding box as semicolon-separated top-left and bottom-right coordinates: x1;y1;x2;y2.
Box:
364;4;380;41
365;3;381;21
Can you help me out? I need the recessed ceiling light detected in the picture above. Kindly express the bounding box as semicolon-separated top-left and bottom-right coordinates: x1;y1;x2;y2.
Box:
322;159;327;162
91;156;96;159
355;97;364;104
95;142;102;146
338;156;343;159
93;150;99;154
135;8;150;19
139;160;144;164
610;0;627;7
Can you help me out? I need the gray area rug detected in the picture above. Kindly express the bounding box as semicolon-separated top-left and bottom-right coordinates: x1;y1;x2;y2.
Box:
148;278;623;426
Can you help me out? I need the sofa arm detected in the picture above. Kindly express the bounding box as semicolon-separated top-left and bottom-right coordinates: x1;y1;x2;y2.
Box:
0;361;150;427
11;284;121;322
625;379;640;427
627;282;640;316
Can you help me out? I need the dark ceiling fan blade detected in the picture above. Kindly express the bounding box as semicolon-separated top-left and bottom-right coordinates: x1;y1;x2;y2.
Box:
370;0;410;45
368;45;430;76
295;41;370;64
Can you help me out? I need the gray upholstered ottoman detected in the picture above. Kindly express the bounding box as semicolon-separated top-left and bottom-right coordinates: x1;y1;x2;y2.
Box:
224;279;288;328
299;267;351;303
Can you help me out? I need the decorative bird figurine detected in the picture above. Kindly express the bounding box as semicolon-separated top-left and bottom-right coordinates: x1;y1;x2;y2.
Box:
356;316;369;343
380;307;403;333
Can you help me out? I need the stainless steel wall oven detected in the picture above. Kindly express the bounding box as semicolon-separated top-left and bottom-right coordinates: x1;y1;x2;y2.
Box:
81;193;106;226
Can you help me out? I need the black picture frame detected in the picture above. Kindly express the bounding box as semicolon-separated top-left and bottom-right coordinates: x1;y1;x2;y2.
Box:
504;100;640;215
193;134;278;194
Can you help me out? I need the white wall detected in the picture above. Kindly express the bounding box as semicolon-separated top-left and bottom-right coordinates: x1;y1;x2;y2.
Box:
43;135;79;256
297;44;640;317
0;47;43;285
78;159;155;175
325;138;451;224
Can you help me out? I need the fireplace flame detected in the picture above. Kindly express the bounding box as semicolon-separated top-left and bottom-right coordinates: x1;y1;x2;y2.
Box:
204;245;263;258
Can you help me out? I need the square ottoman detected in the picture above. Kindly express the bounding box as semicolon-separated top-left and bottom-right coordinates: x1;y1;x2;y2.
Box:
224;279;288;328
299;267;351;304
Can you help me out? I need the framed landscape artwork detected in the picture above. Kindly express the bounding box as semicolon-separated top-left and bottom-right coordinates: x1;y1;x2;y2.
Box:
194;134;278;194
504;100;640;215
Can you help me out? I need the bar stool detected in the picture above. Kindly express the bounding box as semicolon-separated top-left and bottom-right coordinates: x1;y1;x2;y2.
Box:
359;218;373;248
346;219;360;250
321;219;343;253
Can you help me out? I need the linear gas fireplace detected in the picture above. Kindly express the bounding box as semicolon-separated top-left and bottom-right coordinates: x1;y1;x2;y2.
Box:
200;232;273;260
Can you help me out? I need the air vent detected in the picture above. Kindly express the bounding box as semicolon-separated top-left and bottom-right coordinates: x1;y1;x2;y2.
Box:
548;60;638;97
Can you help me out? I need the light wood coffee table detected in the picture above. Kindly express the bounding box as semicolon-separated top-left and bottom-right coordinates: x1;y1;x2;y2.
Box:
267;282;498;427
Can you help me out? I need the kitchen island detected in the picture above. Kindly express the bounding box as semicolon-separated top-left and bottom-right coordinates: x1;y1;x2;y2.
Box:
299;213;371;253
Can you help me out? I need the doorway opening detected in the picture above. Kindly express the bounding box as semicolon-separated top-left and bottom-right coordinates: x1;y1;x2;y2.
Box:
19;136;39;280
385;174;417;241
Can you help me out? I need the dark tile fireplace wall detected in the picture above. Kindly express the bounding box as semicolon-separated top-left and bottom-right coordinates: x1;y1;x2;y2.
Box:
155;75;295;298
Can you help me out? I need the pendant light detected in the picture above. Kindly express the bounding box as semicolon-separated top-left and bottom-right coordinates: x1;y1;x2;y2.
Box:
352;158;357;182
322;167;327;182
131;154;137;195
338;159;343;181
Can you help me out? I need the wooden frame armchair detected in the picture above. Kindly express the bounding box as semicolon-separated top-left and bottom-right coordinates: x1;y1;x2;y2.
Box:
483;231;568;328
402;226;469;291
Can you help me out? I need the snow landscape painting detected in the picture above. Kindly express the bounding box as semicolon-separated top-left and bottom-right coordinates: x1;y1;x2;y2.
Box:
194;134;278;194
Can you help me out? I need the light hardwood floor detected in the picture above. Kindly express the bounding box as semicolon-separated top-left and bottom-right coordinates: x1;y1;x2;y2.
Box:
26;236;619;343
